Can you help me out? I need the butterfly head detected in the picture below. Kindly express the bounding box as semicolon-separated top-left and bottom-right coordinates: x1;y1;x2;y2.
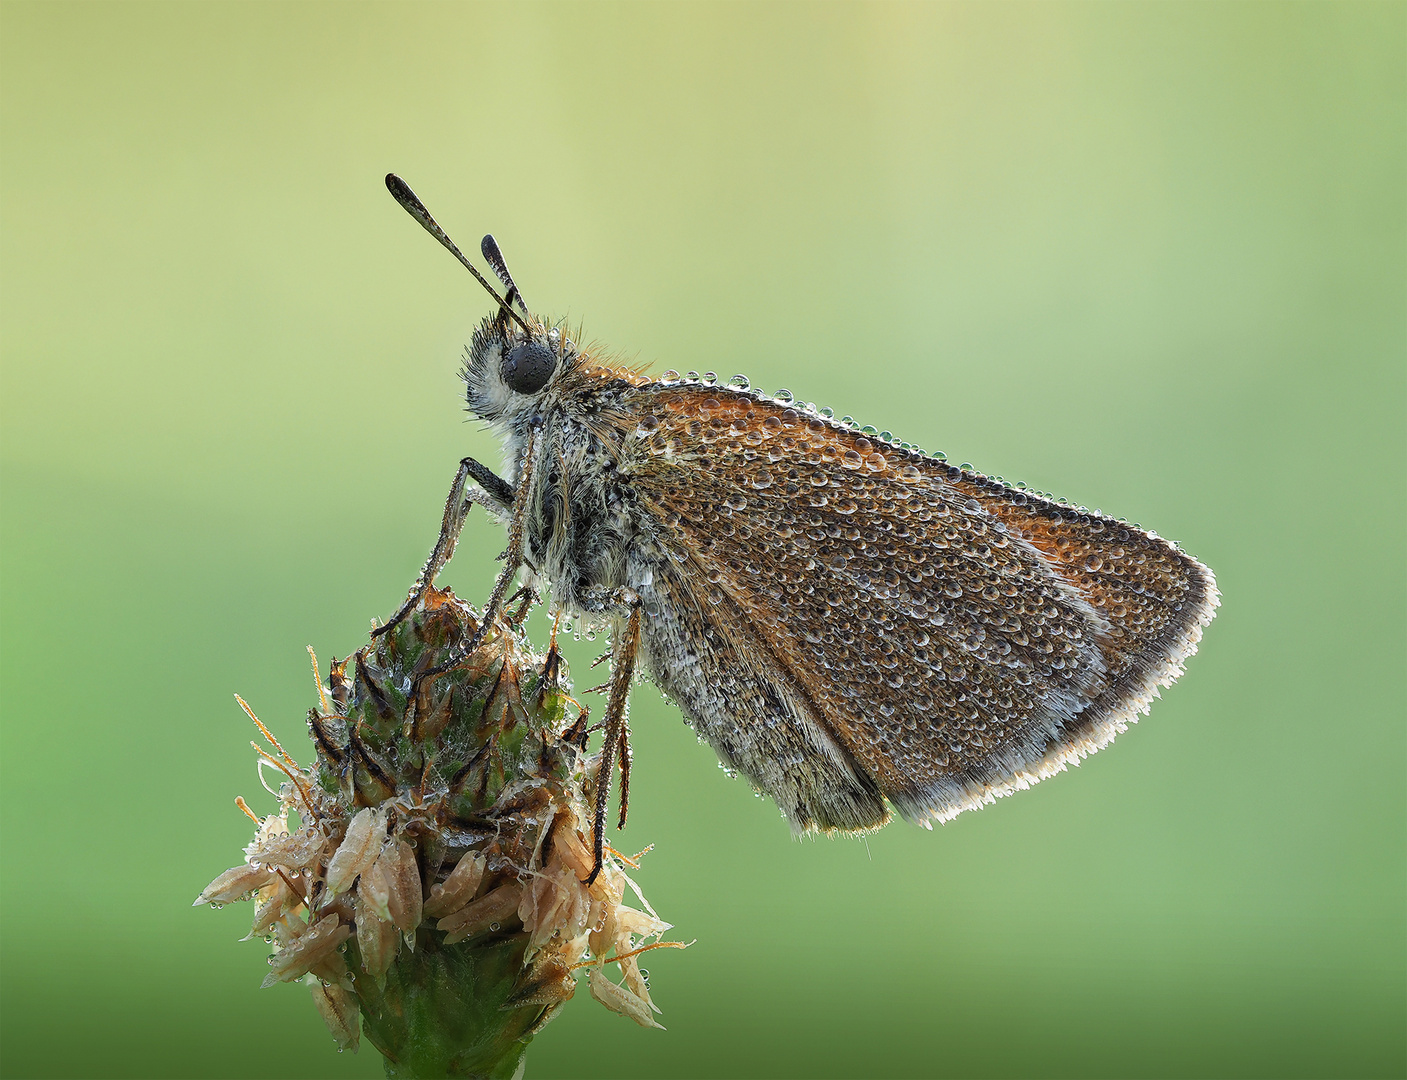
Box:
462;317;576;428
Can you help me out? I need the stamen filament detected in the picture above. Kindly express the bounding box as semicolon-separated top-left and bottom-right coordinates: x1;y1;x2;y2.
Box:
307;646;332;714
235;694;300;772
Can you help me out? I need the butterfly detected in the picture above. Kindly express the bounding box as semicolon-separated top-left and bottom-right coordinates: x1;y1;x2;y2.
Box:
376;174;1219;882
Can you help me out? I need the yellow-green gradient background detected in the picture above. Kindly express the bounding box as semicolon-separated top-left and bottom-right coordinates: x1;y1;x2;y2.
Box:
2;4;1402;1078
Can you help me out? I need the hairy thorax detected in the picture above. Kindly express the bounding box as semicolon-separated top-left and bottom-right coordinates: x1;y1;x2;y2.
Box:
520;401;658;619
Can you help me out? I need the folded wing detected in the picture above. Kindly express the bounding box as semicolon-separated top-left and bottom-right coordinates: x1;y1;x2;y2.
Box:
621;386;1218;829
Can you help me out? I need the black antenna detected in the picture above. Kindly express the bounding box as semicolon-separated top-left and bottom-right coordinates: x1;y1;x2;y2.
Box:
480;234;529;314
384;174;531;335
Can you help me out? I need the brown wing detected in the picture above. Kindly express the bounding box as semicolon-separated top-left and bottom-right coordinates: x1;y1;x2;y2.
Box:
632;548;892;833
620;383;1218;828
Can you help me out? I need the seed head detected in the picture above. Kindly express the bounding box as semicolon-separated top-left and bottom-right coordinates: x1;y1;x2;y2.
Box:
196;586;686;1071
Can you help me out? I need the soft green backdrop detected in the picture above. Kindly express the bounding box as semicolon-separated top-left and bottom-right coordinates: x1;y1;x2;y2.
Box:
2;3;1402;1078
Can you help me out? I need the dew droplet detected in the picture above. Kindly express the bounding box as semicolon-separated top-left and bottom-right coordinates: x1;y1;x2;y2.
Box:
660;369;679;382
774;388;793;402
702;371;718;384
728;374;750;389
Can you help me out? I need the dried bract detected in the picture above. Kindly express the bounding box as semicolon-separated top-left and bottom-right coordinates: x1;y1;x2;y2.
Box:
248;824;326;872
588;968;665;1030
423;850;486;918
262;913;351;987
438;882;523;945
354;889;399;981
194;864;277;908
357;847;393;923
310;980;360;1053
323;807;384;896
381;839;423;936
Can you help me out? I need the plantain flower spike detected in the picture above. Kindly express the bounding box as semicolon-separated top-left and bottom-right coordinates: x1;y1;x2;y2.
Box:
196;586;686;1077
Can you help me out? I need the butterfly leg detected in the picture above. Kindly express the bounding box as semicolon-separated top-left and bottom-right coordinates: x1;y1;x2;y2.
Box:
409;422;543;691
372;455;516;640
618;706;633;833
577;586;642;886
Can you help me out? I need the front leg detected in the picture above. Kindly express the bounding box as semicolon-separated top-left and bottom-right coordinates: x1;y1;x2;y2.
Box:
413;420;544;690
372;455;515;640
576;586;642;886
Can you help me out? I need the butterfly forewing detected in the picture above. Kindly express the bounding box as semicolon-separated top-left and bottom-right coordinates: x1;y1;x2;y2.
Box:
616;381;1217;828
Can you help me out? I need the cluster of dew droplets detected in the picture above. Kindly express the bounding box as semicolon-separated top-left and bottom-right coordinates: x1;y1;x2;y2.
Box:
652;369;942;464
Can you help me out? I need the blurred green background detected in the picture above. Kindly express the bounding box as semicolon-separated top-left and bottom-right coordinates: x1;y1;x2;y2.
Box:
2;3;1402;1078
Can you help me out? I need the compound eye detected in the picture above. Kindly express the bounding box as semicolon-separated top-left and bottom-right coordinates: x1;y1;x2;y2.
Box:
500;341;557;395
